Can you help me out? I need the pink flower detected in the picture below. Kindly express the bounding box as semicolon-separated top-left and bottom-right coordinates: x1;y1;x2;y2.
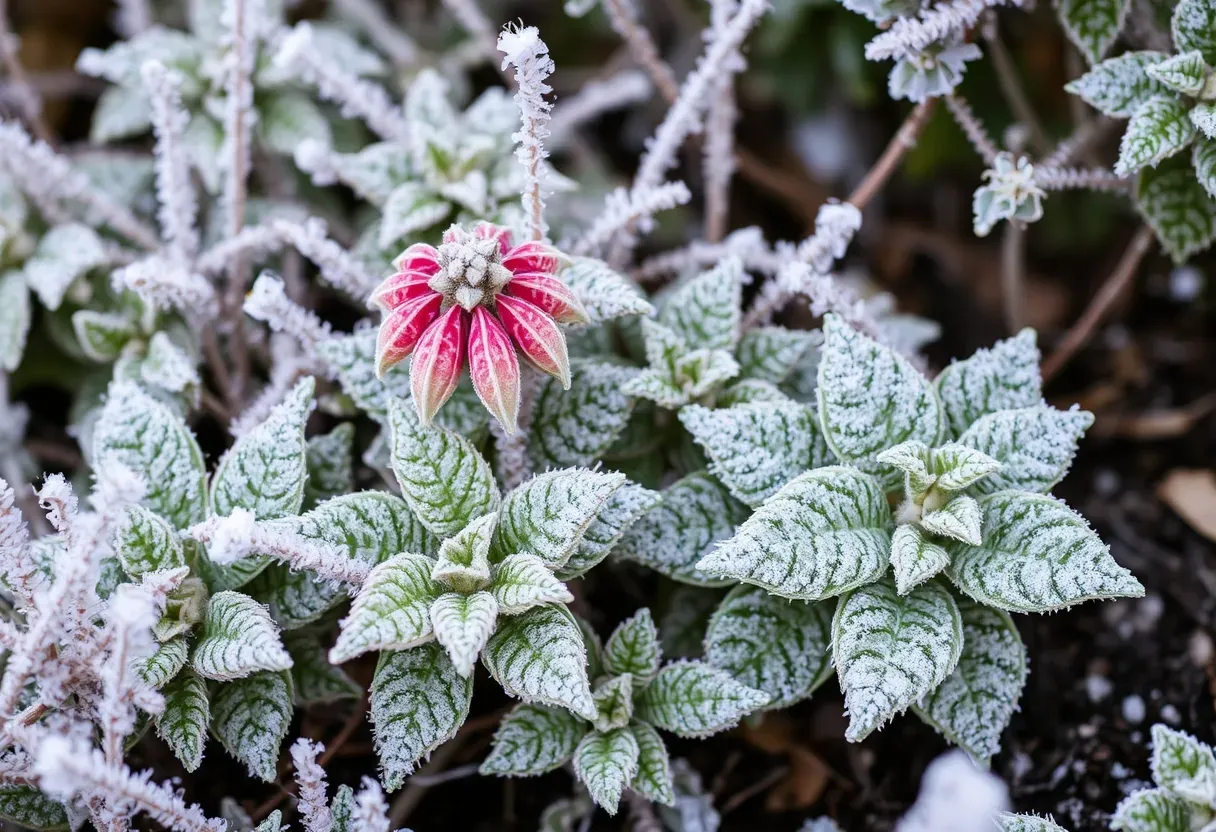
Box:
371;222;587;433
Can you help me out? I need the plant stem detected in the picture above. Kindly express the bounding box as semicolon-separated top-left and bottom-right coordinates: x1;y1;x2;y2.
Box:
1001;221;1025;332
847;99;938;211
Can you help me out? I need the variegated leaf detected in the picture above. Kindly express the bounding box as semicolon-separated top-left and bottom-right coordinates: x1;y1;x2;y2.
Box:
304;423;355;507
735;326;821;384
529;359;639;470
284;632;360;705
1056;0;1130;65
1065;51;1170;117
629;721;675;805
636;660;769;738
1150;724;1216;806
0;786;69;831
137;636;190;688
210;671;293;782
430;591;498;678
1115;95;1196;177
1110;788;1193;831
933;329;1041;437
1136;153;1216;263
657;258;743;351
957;406;1092;495
604;608;663;689
574;727;640;816
490;554;574;615
482;604;597;721
592;674;635;732
492;469;625;569
995;813;1071;832
113;504;185;577
890;524;951;595
330;553;441;663
1173;0;1216;64
156;669;209;771
432;512;495;592
192;591;292;681
480;702;587;777
557;482;659;580
560;257;653;324
0;271;29;372
317;329;411;422
920;495;983;545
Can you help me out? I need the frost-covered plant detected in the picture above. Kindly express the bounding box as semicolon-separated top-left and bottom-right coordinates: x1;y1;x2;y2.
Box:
1110;724;1216;831
480;608;767;815
973;153;1047;237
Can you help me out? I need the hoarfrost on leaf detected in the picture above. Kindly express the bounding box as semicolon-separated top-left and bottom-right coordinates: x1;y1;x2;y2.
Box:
482;604;597;720
491;553;574;615
210;670;294;782
636;660;770;738
933;329;1042;438
657;258;743;352
432;512;496;592
330;553;441;663
604;608;663;689
156;669;209;772
528;359;639;471
995;813;1071;832
1056;0;1131;65
592;673;635;731
1136;154;1216;263
957;406;1092;495
1115;95;1196;177
890;524;952;594
559;257;654;324
1144;51;1210;97
735;327;822;384
1110;788;1193;831
557;482;659;580
192;590;293;681
285;632;361;705
1173;0;1216;64
430;590;499;678
1149;724;1216;806
492;468;625;569
22;223;107;310
920;494;984;545
114;504;186;576
1065;51;1171;118
630;721;675;805
573;727;640;815
480;702;587;776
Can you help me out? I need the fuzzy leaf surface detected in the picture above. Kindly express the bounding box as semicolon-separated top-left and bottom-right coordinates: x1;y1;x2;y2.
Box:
1173;0;1216;64
557;482;659;580
1110;788;1192;831
210;671;293;782
995;815;1070;832
1115;96;1195;177
317;329;411;421
890;524;951;594
491;554;574;615
192;591;292;681
482;604;597;720
137;637;190;688
157;669;210;771
1136;154;1216;263
1149;724;1216;805
933;329;1041;437
529;359;639;470
636;660;769;738
574;727;639;816
604;609;663;689
330;553;441;663
304;423;355;507
431;591;498;678
658;259;742;351
492;469;625;568
1065;51;1170;117
114;504;185;577
1057;0;1130;64
285;632;360;705
480;703;587;776
736;326;821;384
560;257;654;323
629;721;675;805
957;406;1092;495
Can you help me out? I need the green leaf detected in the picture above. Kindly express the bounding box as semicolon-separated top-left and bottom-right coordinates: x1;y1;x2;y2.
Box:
932;444;1005;493
658;259;743;351
913;598;1028;765
556;482;659;581
23;223;107;310
920;494;983;545
490;553;574;615
72;310;136;362
482;604;597;721
697;466;892;601
1173;0;1216;65
492;468;625;569
113;504;185;577
0;271;29;372
832;578;963;742
560;257;654;324
592;674;635;731
817;314;942;487
137;636;190;688
432;512;495;592
379;182;451;247
679;401;831;508
316;330;411;422
574;727;640;816
704;585;834;709
1149;724;1216;805
304;423;355;507
157;669;210;771
430;590;498;678
388;397;500;538
94;381;208;529
736;327;821;384
1145;50;1209;96
604;608;663;690
371;643;473;790
0;786;69;831
1115;96;1196;177
140;332;198;396
995;814;1070;832
637;660;768;738
1110;788;1193;831
933;329;1041;438
212;377;314;520
1194;103;1216;140
1057;0;1130;65
259;91;332;156
210;671;293;782
1136;153;1216;262
330;553;441;663
192;591;293;681
1065;51;1170;117
957;406;1093;495
481;703;587;777
284;631;360;705
629;721;675;805
528;359;639;470
889;524;951;594
946;492;1144;613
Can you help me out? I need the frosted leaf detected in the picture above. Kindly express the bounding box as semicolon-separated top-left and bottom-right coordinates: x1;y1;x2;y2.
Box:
137;636;189;688
0;271;29;371
371;644;473;790
432;512;496;592
156;669;209;772
704;585;834;709
330;553;441;663
832;579;963;742
379;182;451;247
679;402;831;508
389;398;500;538
285;631;360;705
481;702;587;776
317;330;411;421
431;591;498;678
615;472;749;587
630;721;675;805
212;377;314;521
957;406;1093;495
1115;96;1195;177
304;141;411;205
72;310;136;362
636;660;769;738
254;491;436;630
736;327;822;384
920;495;983;545
1057;0;1130;65
626;347;741;408
560;257;654;324
491;553;574;615
1136;154;1216;263
995;813;1070;832
259;92;332;157
697;467;892;601
1110;788;1192;831
1150;724;1216;806
933;445;1004;493
1145;51;1209;96
94;381;208;529
718;379;791;405
890;525;951;594
658;259;743;351
482;604;597;720
913;598;1027;764
933;329;1042;438
192;591;293;681
592;674;635;731
622;370;691;409
557;482;659;580
945;492;1144;613
1065;52;1170;117
529;359;639;470
22;223;107;310
657;759;721;832
304;423;354;507
211;670;293;782
579;614;605;680
0;786;69;830
538;795;593;832
818;315;942;487
604;609;663;690
1194;104;1216;140
113;504;185;576
876;441;936;496
492;469;625;569
574;727;640;816
141;332;199;396
1173;0;1216;64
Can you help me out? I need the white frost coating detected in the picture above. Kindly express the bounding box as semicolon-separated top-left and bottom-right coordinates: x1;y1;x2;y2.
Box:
572;181;692;256
932;444;1003;493
591;673;635;731
603;609;663;687
630;720;675;805
994;812;1070;831
482;604;597;721
430;591;498;678
351;777;391;832
914;598;1027;764
1065;52;1170;118
1149;724;1216;806
890;524;951;594
191;591;293;681
192;510;370;586
614;472;749;587
491;554;575;615
211;671;293;782
934;328;1042;438
818;314;943;486
493;468;625;569
140;61;198;264
480;702;587;777
244;272;334;354
559;481;660;581
558;257;654;324
330;553;440;663
920;494;983;545
894;749;1009;832
657;257;744;351
199;508;257;564
735;327;822;384
945;492;1144;613
1111;787;1193;830
141;331;200;395
156;668;209;771
110;255;218;318
698;466;892;601
529;359;640;472
574;727;640;815
679;402;830;508
497;25;554;242
432;511;496;591
370;643;472;790
22;223;108;310
832;579;963;742
289;738;332;832
636;660;769;738
957;406;1093;495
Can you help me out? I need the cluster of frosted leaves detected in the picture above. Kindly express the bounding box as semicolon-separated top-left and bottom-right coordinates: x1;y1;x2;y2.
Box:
481;609;768;815
1112;725;1216;830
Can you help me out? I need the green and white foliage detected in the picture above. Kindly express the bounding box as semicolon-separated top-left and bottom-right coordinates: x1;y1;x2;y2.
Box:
209;671;295;781
934;329;1042;439
0;786;70;831
1111;725;1216;830
192;591;293;681
157;670;210;772
996;814;1071;832
528;359;640;470
482;609;768;815
1056;0;1131;65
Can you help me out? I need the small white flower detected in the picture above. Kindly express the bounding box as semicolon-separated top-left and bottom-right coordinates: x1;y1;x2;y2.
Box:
973;152;1046;236
888;39;983;103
